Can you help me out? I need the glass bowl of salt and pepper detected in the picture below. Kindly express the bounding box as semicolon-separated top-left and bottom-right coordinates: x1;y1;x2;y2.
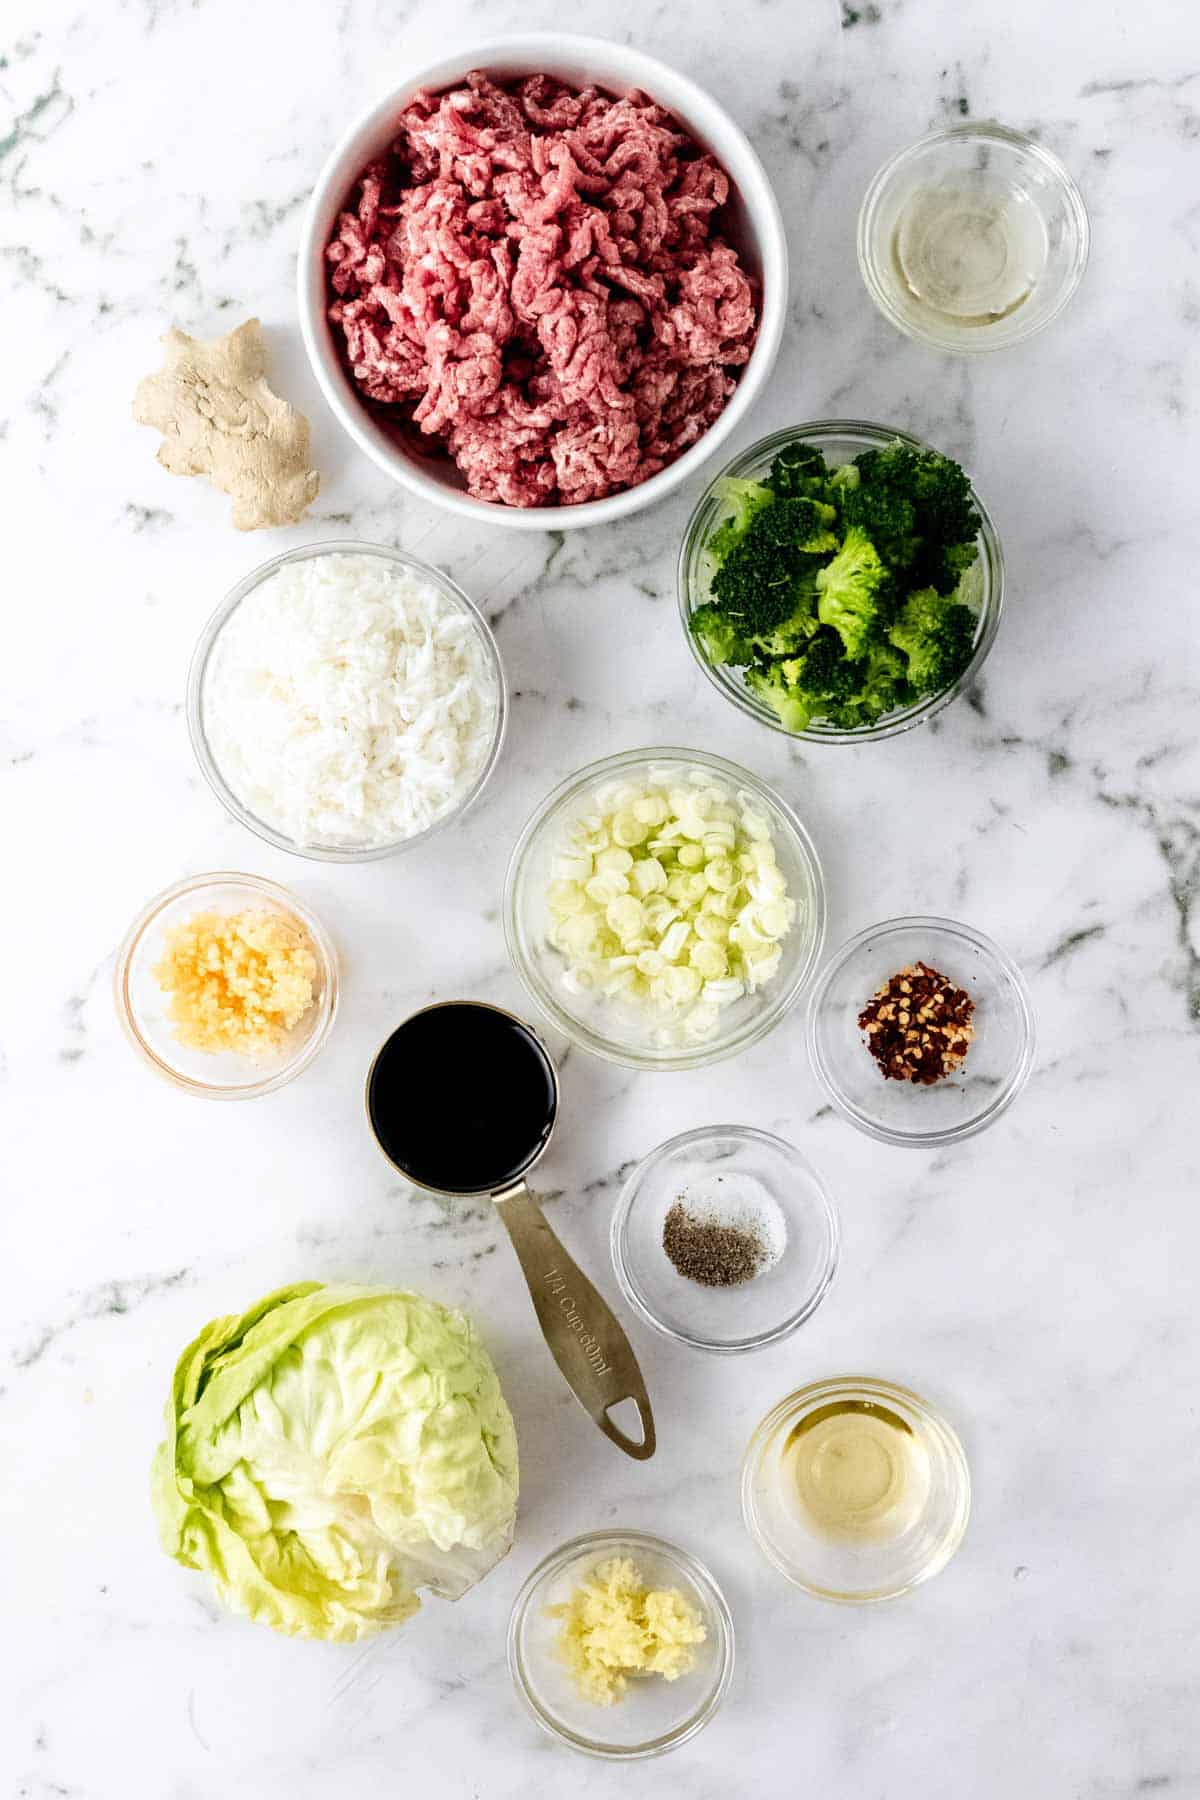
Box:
610;1125;839;1355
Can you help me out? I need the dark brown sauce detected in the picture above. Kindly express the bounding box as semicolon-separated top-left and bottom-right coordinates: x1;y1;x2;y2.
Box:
367;1002;557;1195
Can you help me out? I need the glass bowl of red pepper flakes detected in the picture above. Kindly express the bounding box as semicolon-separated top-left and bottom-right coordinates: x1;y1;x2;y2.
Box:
806;915;1035;1146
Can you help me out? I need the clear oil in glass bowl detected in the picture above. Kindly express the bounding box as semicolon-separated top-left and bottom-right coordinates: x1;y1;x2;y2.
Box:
892;171;1049;329
858;123;1089;354
741;1377;971;1601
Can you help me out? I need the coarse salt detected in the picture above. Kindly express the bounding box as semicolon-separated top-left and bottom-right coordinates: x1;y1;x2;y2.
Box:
667;1172;788;1270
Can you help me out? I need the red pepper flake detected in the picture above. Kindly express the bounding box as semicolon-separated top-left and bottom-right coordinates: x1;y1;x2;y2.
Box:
858;961;975;1084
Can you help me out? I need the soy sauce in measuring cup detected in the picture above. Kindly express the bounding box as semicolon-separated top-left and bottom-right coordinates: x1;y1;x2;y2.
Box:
367;1002;557;1194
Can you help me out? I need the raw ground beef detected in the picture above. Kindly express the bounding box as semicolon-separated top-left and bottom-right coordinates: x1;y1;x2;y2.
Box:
326;71;759;507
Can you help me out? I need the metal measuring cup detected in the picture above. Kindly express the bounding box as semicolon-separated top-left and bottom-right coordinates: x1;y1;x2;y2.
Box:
366;1001;655;1461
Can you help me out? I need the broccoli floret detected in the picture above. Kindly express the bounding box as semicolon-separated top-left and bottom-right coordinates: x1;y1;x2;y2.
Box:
753;496;839;556
821;643;911;729
711;535;807;634
692;515;822;668
748;596;821;658
872;565;906;632
690;603;752;667
858;642;910;717
834;475;921;565
814;525;887;659
745;628;861;733
888;589;978;695
742;628;911;736
744;664;814;733
710;535;794;630
767;441;831;499
913;535;980;598
791;627;864;706
843;441;981;594
707;502;831;640
707;476;776;560
903;446;980;544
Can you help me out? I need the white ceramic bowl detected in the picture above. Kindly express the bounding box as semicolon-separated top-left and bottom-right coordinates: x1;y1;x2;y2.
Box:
298;34;788;530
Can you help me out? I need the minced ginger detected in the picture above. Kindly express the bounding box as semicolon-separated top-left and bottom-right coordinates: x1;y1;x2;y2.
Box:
153;908;318;1060
548;1556;707;1706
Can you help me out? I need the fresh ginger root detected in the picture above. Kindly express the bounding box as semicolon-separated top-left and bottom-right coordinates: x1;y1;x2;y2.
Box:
133;318;320;530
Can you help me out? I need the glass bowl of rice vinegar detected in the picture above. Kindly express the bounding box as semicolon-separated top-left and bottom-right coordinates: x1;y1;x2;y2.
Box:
857;122;1089;354
741;1376;970;1602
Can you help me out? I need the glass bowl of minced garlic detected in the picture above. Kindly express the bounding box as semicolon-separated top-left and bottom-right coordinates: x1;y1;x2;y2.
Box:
507;1531;734;1760
115;872;338;1098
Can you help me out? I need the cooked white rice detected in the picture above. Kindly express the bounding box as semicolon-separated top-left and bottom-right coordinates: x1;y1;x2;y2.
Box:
202;552;500;849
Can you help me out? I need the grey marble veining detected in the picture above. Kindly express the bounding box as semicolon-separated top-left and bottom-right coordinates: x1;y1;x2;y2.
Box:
3;0;1199;1795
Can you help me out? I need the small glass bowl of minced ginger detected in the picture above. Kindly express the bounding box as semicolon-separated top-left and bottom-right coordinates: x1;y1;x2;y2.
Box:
507;1530;734;1760
114;871;338;1098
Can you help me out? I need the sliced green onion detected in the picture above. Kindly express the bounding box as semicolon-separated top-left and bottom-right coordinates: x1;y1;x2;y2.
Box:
542;772;800;1045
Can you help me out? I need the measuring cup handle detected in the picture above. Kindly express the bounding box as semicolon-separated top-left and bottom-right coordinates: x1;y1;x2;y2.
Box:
493;1185;655;1461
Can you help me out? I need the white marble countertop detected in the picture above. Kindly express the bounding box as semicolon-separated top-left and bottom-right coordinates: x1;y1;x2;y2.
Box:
4;1;1198;1794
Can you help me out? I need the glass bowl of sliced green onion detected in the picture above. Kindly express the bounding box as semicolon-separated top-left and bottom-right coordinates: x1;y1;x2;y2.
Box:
503;748;826;1071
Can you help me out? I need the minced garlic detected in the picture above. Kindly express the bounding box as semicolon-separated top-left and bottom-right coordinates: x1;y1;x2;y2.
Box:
153;908;317;1060
548;1556;707;1706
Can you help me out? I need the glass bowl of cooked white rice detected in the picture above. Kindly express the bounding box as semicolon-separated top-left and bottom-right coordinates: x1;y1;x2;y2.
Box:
188;542;507;861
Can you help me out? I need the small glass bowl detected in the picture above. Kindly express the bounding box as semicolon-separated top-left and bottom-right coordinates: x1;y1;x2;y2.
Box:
807;914;1034;1147
858;122;1089;354
507;1530;735;1760
114;872;338;1098
611;1125;838;1353
503;748;826;1072
677;422;1003;744
741;1377;970;1603
187;541;507;863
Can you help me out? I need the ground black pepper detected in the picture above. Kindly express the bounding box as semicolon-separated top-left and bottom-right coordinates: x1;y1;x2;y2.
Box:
858;961;975;1084
662;1199;768;1287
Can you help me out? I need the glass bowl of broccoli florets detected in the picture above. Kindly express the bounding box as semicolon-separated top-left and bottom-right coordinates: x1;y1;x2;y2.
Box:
677;421;1003;743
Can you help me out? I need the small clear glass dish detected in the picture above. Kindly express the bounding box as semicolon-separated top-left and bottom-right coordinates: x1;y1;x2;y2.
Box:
187;541;507;863
503;748;826;1072
114;871;338;1099
807;914;1034;1146
677;421;1003;744
741;1377;970;1603
857;122;1089;354
507;1530;734;1760
611;1125;838;1353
